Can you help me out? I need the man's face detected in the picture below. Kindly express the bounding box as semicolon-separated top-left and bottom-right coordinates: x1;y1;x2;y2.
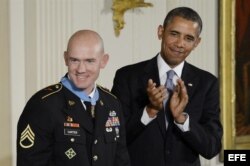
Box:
158;16;201;68
64;42;108;94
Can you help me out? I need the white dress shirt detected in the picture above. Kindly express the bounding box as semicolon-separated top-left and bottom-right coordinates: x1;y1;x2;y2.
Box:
81;84;97;109
141;54;190;132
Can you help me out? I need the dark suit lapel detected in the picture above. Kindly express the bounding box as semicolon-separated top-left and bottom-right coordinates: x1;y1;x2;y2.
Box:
62;87;94;133
142;56;160;86
181;62;199;100
143;56;167;138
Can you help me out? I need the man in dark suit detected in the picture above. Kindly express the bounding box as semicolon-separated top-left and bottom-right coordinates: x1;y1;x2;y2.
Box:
112;7;222;166
17;30;130;166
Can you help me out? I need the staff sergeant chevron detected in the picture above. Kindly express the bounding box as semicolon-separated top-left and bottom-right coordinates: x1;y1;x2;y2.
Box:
19;124;35;148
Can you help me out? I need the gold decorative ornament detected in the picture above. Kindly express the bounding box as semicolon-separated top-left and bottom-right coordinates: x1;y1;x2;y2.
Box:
112;0;153;36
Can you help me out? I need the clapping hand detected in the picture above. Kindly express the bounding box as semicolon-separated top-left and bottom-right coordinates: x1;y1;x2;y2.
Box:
170;79;189;123
146;79;167;117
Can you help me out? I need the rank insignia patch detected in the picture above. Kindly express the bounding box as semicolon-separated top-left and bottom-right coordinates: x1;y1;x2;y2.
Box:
65;148;76;159
19;124;35;148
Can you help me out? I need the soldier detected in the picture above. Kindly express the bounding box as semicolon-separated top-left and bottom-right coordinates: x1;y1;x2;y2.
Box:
17;30;130;166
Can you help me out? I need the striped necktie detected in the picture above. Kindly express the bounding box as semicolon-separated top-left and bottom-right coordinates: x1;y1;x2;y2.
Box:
164;70;175;125
165;70;175;92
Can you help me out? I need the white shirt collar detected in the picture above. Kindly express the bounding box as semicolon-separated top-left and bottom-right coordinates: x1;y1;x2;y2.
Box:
88;85;97;98
157;53;185;85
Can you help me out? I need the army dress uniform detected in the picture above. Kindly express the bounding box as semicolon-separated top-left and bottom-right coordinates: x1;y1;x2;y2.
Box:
17;83;130;166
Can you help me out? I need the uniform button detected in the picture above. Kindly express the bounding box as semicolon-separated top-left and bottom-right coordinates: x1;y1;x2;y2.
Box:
114;137;117;141
93;155;98;161
70;138;75;142
94;139;98;144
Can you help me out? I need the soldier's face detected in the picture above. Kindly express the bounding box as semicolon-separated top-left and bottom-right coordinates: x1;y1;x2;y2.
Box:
64;42;108;94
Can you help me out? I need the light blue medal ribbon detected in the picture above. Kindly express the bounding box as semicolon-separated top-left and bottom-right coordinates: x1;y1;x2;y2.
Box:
60;76;99;105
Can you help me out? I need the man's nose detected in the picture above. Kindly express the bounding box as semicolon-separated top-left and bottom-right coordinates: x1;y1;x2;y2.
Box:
175;37;185;47
76;61;87;72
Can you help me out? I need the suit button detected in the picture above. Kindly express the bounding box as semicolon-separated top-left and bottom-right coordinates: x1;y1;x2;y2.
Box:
93;155;98;161
70;138;75;142
166;150;170;155
94;139;98;144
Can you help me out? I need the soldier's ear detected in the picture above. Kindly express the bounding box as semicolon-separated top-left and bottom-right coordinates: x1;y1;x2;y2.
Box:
157;25;164;40
100;53;109;68
64;51;69;66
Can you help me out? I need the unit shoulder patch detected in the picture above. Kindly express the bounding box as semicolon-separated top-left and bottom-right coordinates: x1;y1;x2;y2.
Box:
97;85;117;99
41;83;62;99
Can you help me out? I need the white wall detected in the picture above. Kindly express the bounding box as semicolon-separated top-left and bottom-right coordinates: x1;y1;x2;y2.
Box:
0;0;11;165
6;0;222;166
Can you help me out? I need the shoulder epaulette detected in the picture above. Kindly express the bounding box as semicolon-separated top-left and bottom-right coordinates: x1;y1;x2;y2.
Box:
97;85;117;99
41;83;62;99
